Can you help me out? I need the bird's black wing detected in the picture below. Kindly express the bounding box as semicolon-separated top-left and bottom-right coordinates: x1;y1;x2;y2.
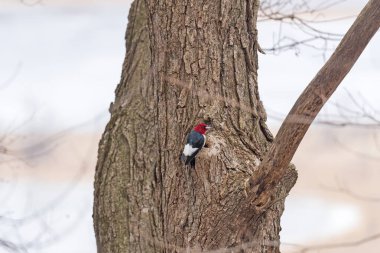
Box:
183;131;205;167
186;130;205;148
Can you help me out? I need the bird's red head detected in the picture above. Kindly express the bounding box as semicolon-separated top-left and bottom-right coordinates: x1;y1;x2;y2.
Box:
193;123;211;135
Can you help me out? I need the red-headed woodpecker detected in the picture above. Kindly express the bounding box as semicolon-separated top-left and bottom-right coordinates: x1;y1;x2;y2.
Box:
180;123;211;168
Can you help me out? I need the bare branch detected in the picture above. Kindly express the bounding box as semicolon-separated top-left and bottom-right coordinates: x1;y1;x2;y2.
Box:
0;239;23;253
247;0;380;206
323;184;380;202
258;0;364;54
267;89;380;128
290;232;380;253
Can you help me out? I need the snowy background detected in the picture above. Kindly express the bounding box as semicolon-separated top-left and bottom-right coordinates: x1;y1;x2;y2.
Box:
0;0;379;252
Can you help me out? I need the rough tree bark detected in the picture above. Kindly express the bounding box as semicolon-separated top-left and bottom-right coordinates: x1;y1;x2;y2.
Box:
93;0;297;252
93;0;379;252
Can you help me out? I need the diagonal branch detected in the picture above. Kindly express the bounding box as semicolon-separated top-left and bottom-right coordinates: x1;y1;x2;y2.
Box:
247;0;380;206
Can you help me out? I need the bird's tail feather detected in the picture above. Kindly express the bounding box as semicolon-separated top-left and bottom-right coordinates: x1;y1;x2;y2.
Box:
180;154;196;168
189;158;196;168
180;153;186;163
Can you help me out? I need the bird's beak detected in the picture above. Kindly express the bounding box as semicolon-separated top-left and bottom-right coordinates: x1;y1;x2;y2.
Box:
206;125;212;130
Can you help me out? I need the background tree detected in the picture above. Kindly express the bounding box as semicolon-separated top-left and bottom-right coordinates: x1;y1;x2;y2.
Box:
93;0;379;253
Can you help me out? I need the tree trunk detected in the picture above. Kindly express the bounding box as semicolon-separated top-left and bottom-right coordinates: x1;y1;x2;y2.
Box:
93;0;297;252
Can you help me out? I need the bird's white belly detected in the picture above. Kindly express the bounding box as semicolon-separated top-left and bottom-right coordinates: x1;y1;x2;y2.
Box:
183;144;198;156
